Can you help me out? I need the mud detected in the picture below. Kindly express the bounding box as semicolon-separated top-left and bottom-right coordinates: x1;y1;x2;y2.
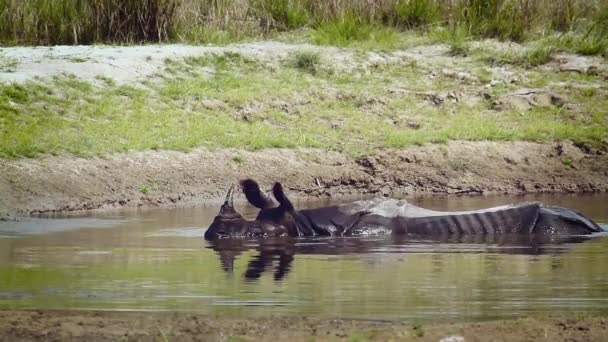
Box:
1;140;607;217
0;310;606;342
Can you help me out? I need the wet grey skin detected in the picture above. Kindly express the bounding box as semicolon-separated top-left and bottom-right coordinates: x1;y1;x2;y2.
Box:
204;179;605;241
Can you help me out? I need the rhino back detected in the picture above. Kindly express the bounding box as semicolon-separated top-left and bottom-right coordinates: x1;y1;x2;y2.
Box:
398;203;542;235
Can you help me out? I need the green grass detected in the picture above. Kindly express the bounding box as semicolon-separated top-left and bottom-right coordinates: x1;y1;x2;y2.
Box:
291;50;321;74
478;44;555;67
0;46;606;159
231;155;245;163
429;25;471;56
411;324;425;338
392;0;441;29
0;0;606;57
65;56;89;63
0;55;18;72
138;184;151;194
540;33;608;57
0;0;178;45
311;15;402;49
179;25;259;46
252;0;310;30
454;0;527;42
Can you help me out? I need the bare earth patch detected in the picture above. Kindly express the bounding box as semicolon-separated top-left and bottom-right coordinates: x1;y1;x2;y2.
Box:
1;140;607;218
0;310;606;342
0;43;354;84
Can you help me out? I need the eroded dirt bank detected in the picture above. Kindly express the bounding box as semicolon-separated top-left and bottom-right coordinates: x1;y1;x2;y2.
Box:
0;310;606;342
1;140;607;218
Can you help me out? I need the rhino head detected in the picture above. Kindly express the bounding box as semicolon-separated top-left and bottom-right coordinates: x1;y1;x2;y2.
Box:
204;179;299;240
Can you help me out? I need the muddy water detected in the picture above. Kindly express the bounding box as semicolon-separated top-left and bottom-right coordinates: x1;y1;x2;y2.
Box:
0;193;607;322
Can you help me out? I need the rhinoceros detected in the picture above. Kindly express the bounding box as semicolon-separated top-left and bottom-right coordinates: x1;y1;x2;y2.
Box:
204;179;604;240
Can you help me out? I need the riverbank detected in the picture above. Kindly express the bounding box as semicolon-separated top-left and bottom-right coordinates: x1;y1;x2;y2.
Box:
0;38;607;217
0;310;606;341
0;140;607;218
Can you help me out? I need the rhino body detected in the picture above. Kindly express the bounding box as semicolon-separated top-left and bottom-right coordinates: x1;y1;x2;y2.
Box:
204;180;604;240
291;199;602;237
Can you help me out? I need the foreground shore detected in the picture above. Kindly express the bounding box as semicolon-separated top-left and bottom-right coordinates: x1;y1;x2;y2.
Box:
0;310;606;341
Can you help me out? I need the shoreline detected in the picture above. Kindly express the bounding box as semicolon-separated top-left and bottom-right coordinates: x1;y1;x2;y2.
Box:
0;309;606;341
1;140;607;218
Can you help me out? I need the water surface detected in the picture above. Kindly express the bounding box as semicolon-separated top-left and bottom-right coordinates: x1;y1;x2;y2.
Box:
0;193;607;322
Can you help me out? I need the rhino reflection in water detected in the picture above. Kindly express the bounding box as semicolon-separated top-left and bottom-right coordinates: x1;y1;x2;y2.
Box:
209;234;586;281
204;179;604;241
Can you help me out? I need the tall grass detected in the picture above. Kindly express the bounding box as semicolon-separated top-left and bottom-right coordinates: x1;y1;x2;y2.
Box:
452;0;526;41
391;0;441;29
251;0;309;30
0;0;605;50
0;0;178;44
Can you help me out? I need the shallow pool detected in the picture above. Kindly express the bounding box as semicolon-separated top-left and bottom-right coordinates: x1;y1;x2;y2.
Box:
1;193;607;322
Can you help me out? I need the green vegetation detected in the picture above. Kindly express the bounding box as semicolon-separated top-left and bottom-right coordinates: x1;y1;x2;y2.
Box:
392;0;441;29
0;0;178;44
453;0;526;41
429;26;471;56
0;0;606;56
411;323;425;337
292;50;321;74
0;55;18;72
0;49;606;159
138;184;151;195
226;337;246;342
542;32;608;57
231;155;245;164
252;0;310;30
478;44;556;67
311;19;402;49
65;57;89;63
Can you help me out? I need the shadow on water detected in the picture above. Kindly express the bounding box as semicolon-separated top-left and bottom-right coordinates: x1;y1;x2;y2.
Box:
208;233;605;282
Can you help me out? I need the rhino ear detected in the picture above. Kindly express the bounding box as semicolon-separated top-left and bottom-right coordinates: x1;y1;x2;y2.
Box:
241;179;275;209
272;182;294;212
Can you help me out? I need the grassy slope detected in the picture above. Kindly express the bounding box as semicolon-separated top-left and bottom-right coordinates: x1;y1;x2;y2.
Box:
0;34;607;159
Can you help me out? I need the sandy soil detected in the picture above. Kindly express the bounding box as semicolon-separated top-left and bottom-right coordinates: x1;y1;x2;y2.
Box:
0;310;606;341
1;41;605;85
1;140;607;218
0;42;353;84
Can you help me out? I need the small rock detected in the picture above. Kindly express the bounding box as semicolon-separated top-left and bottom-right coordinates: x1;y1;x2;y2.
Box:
441;68;478;83
272;100;291;113
0;211;17;221
200;98;226;110
557;53;599;75
237;101;265;120
492;89;565;111
446;91;459;102
428;93;445;106
388;87;408;95
406;120;421;129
